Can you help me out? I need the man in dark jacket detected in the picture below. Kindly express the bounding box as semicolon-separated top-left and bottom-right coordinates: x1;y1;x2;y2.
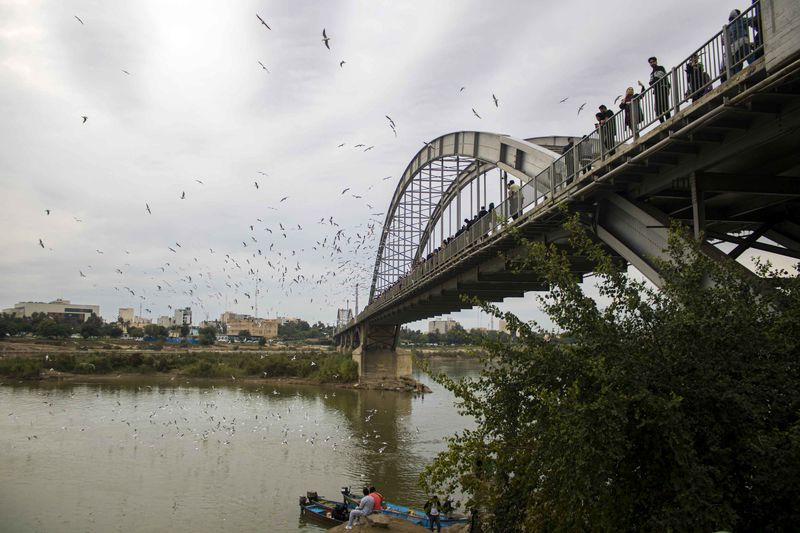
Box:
648;56;671;122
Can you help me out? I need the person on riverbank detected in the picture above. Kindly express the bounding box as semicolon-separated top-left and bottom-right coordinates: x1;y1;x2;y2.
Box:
368;486;383;511
345;487;374;530
424;495;442;532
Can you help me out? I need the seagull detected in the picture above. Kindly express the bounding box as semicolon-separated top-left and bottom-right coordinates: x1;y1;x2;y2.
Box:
337;143;346;147
339;60;345;68
80;271;86;278
38;238;45;248
146;203;151;214
256;14;271;30
613;94;623;104
363;146;374;152
195;179;203;184
322;28;331;50
121;69;130;75
459;86;466;92
341;188;350;195
279;196;288;202
74;15;84;25
383;175;392;181
81;116;88;123
258;171;268;176
254;181;259;189
181;191;185;199
577;102;587;116
472;108;481;119
258;61;269;72
385;115;396;128
45;209;50;215
168;247;176;253
492;93;499;107
559;96;569;103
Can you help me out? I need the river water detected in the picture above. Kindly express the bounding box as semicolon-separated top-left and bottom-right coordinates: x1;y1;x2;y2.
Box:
0;358;480;532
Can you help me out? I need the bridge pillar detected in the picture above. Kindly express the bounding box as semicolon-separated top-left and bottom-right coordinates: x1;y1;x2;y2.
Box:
351;323;411;381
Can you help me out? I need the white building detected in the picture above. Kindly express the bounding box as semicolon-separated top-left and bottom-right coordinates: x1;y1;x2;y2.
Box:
174;307;192;326
118;307;134;324
2;299;100;322
428;319;460;335
157;316;173;328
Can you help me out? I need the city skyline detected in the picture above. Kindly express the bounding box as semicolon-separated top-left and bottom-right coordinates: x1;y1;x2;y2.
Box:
2;1;754;329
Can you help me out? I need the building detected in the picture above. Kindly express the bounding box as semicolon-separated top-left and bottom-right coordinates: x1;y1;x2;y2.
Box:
173;307;192;327
131;316;152;327
276;316;302;325
118;308;134;324
2;299;100;322
428;319;460;335
225;317;278;338
157;316;173;328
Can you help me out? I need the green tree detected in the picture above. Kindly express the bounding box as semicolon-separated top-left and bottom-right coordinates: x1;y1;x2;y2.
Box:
420;218;800;532
143;324;169;339
80;313;104;338
127;326;144;338
198;326;216;346
179;324;190;338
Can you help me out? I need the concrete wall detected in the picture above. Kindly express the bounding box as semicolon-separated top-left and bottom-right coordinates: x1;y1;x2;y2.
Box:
763;0;800;73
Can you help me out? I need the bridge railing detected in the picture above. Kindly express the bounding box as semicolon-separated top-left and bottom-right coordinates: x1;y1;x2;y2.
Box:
363;2;765;314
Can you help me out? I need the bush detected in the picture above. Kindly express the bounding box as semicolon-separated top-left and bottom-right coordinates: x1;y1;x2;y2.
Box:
0;358;41;379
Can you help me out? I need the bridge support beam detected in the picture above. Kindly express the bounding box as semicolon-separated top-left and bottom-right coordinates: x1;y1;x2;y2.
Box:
351;323;411;381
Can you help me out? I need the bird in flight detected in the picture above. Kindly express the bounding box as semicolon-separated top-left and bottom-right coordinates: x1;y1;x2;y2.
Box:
45;209;50;215
577;102;587;116
459;86;466;92
322;28;331;50
385;115;396;128
258;61;269;72
492;94;499;107
256;14;271;30
472;108;481;119
337;143;345;148
81;116;88;123
559;96;569;103
341;188;350;195
121;69;130;75
195;179;203;184
364;146;374;152
38;238;45;248
254;181;259;189
613;94;623;104
280;196;288;202
145;203;151;214
168;247;177;253
74;15;84;25
383;175;393;181
339;60;346;68
80;271;86;278
181;191;186;199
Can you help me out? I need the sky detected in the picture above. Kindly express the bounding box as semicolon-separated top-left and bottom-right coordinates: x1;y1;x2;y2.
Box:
0;0;760;329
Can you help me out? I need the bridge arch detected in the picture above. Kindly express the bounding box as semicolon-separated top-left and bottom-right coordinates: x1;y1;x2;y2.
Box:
369;131;559;303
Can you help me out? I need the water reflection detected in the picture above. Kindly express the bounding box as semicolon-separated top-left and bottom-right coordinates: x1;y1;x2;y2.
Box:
0;357;480;533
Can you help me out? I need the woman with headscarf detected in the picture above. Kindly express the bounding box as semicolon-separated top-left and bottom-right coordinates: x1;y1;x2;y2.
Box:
619;85;644;131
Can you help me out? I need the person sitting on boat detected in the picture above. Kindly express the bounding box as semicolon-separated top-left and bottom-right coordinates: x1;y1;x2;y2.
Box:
345;487;374;530
424;495;442;533
368;486;383;511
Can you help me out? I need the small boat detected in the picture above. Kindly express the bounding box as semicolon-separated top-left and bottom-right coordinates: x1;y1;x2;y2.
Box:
298;491;349;527
343;488;469;529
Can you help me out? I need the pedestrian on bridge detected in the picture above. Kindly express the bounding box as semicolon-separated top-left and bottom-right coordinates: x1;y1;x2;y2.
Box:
648;56;671;123
620;86;644;131
507;180;521;220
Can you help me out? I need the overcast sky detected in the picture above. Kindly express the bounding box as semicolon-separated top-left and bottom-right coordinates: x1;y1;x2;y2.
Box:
1;0;755;328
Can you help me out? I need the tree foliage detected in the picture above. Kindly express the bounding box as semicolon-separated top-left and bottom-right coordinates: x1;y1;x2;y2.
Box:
420;217;800;532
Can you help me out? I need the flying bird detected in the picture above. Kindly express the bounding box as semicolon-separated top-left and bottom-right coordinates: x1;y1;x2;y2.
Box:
364;146;374;152
322;28;331;50
257;171;268;176
385;115;396;128
577;102;587;116
492;94;499;107
459;86;466;92
472;108;481;119
258;61;269;72
74;16;84;25
121;69;130;75
168;247;176;253
383;175;392;181
181;191;185;199
256;14;271;30
45;209;50;215
79;271;86;278
341;188;350;195
195;179;203;184
81;116;88;123
279;196;288;202
559;96;569;103
613;94;623;104
38;239;45;248
145;203;151;214
339;60;346;68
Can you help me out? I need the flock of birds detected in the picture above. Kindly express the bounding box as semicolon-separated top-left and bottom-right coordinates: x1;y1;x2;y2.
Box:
31;12;591;324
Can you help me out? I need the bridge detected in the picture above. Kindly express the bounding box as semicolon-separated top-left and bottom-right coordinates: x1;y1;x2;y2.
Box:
335;0;800;380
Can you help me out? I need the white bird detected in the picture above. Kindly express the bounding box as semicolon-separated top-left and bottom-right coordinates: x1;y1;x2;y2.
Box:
322;28;331;50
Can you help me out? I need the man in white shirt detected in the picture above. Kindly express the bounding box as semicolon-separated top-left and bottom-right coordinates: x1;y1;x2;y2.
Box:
346;487;375;530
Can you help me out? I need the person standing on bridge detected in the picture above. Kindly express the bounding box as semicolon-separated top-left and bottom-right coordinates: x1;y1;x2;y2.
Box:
685;53;711;102
598;105;616;155
507;179;521;220
620;86;644;131
647;56;671;123
562;137;575;183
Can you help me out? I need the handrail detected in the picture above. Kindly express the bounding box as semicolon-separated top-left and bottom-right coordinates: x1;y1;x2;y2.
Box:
349;0;765;327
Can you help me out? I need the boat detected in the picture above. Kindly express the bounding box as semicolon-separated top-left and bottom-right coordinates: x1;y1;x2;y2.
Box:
342;487;469;529
298;491;349;527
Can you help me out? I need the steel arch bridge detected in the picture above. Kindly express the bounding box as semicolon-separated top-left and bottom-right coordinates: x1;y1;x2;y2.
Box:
369;132;560;303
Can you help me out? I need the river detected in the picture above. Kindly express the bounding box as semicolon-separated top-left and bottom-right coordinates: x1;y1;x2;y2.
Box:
0;357;480;532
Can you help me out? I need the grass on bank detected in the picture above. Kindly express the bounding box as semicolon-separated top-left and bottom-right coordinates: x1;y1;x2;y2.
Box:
0;350;358;383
